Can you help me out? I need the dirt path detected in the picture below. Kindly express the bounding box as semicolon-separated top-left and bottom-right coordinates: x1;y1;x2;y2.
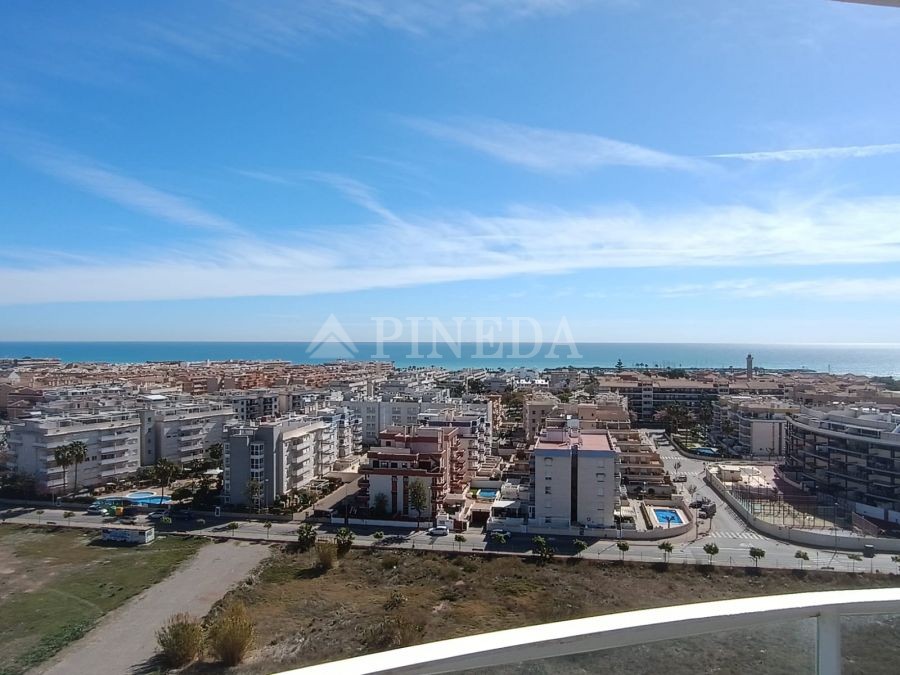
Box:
32;540;270;675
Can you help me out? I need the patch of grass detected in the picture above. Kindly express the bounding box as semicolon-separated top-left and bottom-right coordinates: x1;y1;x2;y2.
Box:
0;526;202;675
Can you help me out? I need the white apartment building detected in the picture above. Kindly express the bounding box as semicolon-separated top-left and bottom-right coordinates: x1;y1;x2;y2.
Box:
712;396;800;457
7;410;141;493
137;398;235;466
530;422;619;529
524;395;630;439
218;390;279;422
222;415;340;507
347;400;491;445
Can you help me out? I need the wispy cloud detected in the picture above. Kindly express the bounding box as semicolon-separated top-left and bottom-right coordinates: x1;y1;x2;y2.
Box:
405;117;706;173
3;191;900;305
17;142;246;235
660;277;900;301
7;1;597;85
710;143;900;162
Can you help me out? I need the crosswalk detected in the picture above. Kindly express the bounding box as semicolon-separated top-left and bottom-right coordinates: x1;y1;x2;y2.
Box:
708;531;766;540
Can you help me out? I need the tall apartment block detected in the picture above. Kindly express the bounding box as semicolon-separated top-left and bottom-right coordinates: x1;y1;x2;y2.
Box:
7;410;141;492
222;415;342;508
784;406;900;520
137;398;235;466
529;422;620;529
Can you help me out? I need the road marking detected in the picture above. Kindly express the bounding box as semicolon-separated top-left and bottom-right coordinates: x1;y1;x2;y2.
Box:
709;531;765;540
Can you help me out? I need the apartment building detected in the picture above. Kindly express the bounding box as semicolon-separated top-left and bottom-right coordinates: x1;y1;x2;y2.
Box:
218;389;279;422
610;429;673;498
7;410;141;492
222;415;339;507
358;426;461;520
346;400;491;445
783;406;900;521
137;398;234;466
712;396;800;457
524;395;630;439
419;407;491;478
529;422;619;529
313;406;362;459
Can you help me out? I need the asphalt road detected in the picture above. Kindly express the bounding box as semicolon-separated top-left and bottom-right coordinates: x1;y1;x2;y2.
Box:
4;501;896;575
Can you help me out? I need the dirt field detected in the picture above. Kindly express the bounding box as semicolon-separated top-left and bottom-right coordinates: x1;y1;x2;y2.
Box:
205;548;900;675
0;525;203;675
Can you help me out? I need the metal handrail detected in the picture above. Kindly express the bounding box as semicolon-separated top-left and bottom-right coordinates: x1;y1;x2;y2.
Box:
279;588;900;675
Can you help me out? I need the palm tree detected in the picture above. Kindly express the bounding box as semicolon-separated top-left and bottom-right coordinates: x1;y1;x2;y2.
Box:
53;446;73;494
68;441;88;493
658;541;673;563
154;459;180;499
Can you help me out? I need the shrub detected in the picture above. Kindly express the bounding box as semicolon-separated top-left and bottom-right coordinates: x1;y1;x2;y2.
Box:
336;527;355;555
316;541;338;570
384;590;407;610
297;523;317;551
373;530;385;540
207;602;255;667
365;610;428;650
380;554;400;570
156;613;204;668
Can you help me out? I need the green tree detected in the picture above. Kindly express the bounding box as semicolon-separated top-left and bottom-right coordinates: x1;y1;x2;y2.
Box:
227;522;239;537
658;541;674;563
63;511;75;526
35;509;45;523
454;533;466;550
615;358;624;372
795;550;809;570
297;523;317;551
574;539;588;555
373;492;388;517
154;459;180;499
53;445;73;494
616;540;630;561
703;542;719;565
263;521;272;540
407;480;428;529
531;536;554;563
245;479;263;511
491;531;509;545
207;442;224;465
68;441;88;493
749;547;766;567
336;527;355;555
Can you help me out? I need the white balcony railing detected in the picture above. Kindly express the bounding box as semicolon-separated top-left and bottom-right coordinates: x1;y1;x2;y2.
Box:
279;589;900;675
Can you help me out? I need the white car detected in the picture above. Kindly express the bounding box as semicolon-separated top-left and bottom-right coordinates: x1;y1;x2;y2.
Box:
427;525;449;536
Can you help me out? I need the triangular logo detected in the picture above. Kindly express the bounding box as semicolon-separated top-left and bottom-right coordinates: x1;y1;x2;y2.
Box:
307;314;358;359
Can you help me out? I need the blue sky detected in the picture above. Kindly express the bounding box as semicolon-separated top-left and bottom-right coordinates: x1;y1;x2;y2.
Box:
1;0;900;343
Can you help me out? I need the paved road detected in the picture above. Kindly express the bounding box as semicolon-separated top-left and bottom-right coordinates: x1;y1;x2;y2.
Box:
32;540;269;675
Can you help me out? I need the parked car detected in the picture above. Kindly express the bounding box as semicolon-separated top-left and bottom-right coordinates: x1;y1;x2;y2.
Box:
147;510;168;521
689;498;709;509
86;504;107;515
490;529;511;539
118;516;138;525
673;474;688;482
427;525;449;536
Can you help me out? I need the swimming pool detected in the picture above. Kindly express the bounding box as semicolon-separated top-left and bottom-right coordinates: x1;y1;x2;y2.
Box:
477;489;499;500
652;508;684;525
126;491;172;506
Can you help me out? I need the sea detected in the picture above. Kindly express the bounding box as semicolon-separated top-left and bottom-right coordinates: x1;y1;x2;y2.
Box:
1;342;899;376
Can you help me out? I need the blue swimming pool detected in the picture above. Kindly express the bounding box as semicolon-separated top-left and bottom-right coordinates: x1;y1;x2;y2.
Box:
653;508;684;525
126;491;172;505
477;489;499;500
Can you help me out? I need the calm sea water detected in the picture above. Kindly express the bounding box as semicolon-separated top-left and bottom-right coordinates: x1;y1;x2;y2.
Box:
1;342;899;376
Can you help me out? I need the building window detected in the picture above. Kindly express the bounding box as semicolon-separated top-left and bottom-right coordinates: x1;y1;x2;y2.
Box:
544;457;553;466
544;486;552;494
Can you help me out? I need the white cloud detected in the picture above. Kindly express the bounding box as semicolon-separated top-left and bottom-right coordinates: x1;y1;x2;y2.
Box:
660;277;900;300
3;191;900;305
24;144;245;235
405;117;705;173
710;143;900;162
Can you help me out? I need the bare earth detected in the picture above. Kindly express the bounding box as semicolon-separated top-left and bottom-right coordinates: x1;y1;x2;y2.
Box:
32;540;269;675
